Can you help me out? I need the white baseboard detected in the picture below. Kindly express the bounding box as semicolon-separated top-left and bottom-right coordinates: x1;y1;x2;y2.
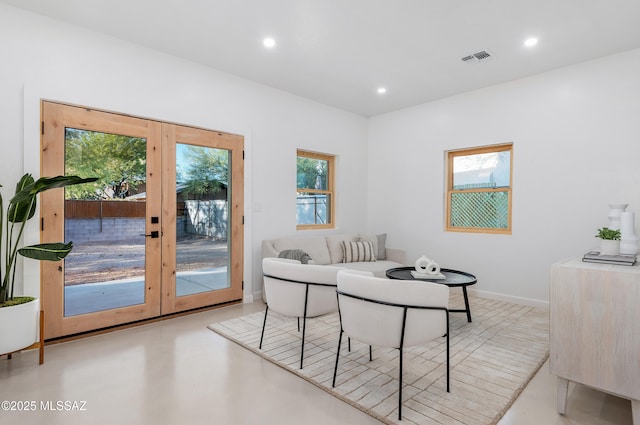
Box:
251;291;263;304
469;288;549;309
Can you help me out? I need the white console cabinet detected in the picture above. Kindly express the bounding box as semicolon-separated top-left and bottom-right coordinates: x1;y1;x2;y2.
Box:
550;257;639;424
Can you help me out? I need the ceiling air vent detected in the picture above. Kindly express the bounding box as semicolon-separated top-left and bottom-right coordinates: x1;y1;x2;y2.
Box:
461;50;493;63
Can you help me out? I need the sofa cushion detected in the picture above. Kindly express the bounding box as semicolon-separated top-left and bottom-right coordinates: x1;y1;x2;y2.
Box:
339;260;402;278
358;233;387;260
342;240;376;263
326;233;357;264
272;237;331;265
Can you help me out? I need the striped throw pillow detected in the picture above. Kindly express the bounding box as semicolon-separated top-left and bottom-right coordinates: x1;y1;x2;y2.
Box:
341;241;376;263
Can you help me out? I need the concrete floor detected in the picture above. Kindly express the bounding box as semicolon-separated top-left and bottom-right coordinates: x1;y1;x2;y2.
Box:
0;301;634;425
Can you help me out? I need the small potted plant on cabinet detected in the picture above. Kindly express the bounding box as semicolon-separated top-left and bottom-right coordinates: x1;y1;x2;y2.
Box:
596;227;622;256
0;173;96;360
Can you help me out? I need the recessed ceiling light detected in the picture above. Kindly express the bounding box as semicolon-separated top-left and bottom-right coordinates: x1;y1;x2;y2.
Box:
263;37;276;49
524;37;538;47
377;87;387;94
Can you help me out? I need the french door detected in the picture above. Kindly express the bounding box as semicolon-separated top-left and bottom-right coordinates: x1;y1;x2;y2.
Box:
41;101;243;339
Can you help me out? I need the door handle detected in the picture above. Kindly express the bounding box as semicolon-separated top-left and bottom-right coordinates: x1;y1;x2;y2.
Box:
140;231;159;238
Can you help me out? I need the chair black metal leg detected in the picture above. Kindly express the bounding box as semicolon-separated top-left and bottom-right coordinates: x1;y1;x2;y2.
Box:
369;345;372;362
446;331;450;392
446;313;450;392
259;305;269;349
332;329;343;388
348;337;351;352
398;346;403;421
300;315;307;369
300;284;310;369
398;306;408;421
297;317;300;332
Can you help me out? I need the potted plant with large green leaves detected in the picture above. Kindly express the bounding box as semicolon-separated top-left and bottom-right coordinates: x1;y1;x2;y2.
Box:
0;173;96;356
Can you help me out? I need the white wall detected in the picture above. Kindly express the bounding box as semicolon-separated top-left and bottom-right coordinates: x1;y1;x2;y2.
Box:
0;4;368;300
368;48;640;306
5;3;639;309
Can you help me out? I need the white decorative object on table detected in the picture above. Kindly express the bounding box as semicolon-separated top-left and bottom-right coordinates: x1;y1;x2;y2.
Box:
412;255;446;279
608;204;628;230
620;211;639;255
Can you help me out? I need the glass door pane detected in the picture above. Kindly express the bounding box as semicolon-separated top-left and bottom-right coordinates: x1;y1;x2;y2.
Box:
63;129;147;316
175;143;230;297
161;123;243;315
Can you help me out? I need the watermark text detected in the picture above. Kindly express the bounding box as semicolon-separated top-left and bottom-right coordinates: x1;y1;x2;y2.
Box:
1;400;87;412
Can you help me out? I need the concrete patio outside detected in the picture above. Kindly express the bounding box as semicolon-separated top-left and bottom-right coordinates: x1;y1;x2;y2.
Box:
63;236;229;317
64;267;229;316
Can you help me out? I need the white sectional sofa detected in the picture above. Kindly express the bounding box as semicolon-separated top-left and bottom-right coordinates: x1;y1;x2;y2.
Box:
261;233;406;277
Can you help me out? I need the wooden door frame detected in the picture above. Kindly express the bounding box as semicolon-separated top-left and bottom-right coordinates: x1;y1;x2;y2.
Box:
161;123;244;314
41;102;163;339
40;101;244;339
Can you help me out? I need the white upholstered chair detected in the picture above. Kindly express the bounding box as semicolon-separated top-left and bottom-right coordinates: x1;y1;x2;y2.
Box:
332;269;450;420
260;257;343;369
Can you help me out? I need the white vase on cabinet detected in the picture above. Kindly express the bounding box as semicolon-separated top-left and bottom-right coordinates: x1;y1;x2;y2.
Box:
608;204;628;230
619;211;639;255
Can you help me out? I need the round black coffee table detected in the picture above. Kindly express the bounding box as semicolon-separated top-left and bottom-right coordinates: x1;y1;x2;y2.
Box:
385;267;477;322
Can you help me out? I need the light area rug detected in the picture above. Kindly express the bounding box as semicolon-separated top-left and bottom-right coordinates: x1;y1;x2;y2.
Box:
208;293;549;425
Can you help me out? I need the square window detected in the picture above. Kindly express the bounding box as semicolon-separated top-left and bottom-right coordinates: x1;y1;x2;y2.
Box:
446;144;513;234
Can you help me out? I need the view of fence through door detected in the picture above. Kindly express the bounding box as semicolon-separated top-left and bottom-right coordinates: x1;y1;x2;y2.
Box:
63;129;148;316
174;143;230;296
62;139;233;315
41;102;244;339
160;124;243;315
